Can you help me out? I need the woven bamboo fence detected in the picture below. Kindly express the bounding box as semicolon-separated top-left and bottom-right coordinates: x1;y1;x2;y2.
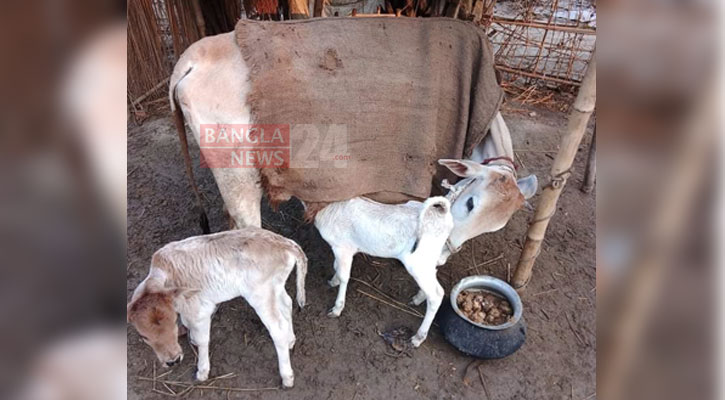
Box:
128;0;169;113
482;0;596;88
128;0;241;118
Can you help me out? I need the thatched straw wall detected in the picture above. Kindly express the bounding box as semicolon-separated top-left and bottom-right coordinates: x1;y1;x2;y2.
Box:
128;0;242;117
128;0;169;109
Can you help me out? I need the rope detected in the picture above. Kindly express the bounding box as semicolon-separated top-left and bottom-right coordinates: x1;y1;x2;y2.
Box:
517;239;542;264
481;156;517;170
543;168;572;190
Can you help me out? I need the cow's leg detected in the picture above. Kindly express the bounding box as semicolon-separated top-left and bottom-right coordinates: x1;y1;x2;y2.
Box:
327;247;355;317
186;305;215;381
173;33;262;229
210;168;263;228
404;262;443;347
248;289;295;388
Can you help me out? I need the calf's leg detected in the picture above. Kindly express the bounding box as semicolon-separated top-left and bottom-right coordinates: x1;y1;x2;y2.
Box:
186;307;215;381
327;247;355;317
248;289;295;388
277;287;296;349
405;263;444;347
410;289;427;306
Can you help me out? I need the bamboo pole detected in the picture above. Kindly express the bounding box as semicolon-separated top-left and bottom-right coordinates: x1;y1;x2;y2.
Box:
191;0;206;37
313;0;324;17
495;65;581;87
485;17;597;35
581;127;596;193
512;52;596;289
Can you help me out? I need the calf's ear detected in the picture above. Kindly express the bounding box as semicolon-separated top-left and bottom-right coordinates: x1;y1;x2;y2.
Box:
438;159;485;177
516;175;538;200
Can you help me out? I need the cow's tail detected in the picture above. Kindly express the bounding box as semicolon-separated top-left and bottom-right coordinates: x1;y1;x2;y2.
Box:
170;67;210;234
288;240;308;308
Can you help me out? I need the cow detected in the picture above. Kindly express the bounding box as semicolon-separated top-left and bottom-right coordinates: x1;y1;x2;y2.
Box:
167;32;537;236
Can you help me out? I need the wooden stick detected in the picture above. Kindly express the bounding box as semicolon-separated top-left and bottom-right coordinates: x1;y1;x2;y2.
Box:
512;52;596;289
462;359;484;385
529;0;558;78
477;365;491;399
495;65;581;86
581;128;596;193
462;253;504;272
485;17;596;35
352;13;397;17
130;78;168;107
313;0;324;17
356;289;424;319
350;277;410;311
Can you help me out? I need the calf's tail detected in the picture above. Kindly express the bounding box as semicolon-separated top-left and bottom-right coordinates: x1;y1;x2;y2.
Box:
413;197;452;253
170;67;210;234
289;241;308;307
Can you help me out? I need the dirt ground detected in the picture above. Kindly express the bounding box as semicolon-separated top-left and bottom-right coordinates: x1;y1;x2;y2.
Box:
127;101;596;400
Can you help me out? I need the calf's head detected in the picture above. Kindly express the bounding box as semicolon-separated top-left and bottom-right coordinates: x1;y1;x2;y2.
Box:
127;287;186;367
439;159;537;248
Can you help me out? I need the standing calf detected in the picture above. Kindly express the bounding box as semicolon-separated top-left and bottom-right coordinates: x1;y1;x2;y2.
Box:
127;228;307;387
314;159;536;347
315;196;454;347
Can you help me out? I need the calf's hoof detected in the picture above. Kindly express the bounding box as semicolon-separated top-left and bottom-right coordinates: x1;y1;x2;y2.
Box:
282;375;294;388
409;293;426;306
410;334;426;348
327;307;342;318
195;368;209;382
327;278;340;287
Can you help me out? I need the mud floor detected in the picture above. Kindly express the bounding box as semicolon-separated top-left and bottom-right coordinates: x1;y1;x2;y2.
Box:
127;102;596;399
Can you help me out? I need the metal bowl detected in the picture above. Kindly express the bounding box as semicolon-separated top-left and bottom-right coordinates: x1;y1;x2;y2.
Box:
450;275;523;331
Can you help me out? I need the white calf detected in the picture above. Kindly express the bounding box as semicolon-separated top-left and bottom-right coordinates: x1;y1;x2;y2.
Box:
315;196;454;347
127;228;307;387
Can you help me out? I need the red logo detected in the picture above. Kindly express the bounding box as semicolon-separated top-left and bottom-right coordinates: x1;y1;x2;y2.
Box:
199;124;290;168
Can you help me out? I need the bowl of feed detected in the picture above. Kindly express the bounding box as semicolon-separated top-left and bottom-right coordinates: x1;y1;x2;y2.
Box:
436;275;526;359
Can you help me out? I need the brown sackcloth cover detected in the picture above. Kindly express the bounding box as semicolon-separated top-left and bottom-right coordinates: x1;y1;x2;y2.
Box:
235;17;503;205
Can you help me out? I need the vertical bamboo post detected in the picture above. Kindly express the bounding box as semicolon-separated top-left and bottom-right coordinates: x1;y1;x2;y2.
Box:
512;52;596;289
191;0;206;37
289;0;310;18
313;0;324;17
581;127;596;193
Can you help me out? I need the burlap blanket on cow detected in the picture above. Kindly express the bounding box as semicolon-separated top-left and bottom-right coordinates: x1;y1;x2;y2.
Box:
234;17;503;205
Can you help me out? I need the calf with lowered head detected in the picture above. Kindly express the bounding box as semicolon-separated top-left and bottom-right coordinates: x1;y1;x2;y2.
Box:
127;227;307;387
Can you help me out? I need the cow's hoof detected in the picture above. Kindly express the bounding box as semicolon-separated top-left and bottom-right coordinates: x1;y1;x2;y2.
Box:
289;337;296;350
328;278;340;287
327;307;342;318
282;375;294;388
